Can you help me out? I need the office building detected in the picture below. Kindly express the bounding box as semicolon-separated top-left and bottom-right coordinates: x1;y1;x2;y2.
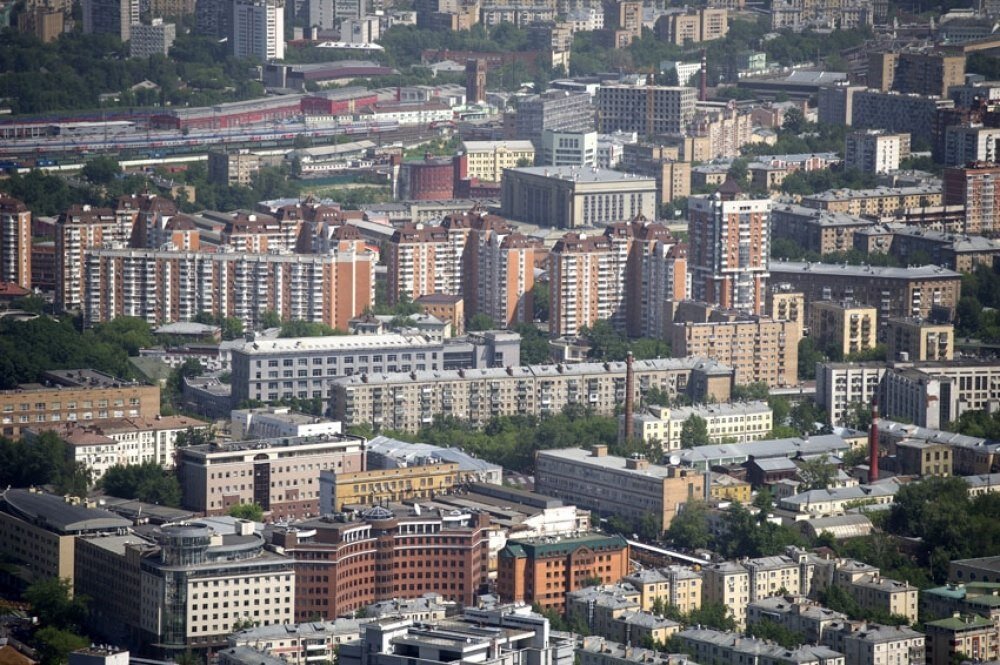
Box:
129;19;176;58
75;520;294;656
0;488;131;587
208;151;261;187
498;533;629;612
83;247;373;332
228;618;366;665
514;91;595;142
0;369;160;439
535;447;705;533
844;130;909;174
886;316;953;362
943;125;1000;166
317;461;470;512
943;162;1000;235
82;0;138;40
0;196;31;290
851;90;954;135
768;262;961;333
233;0;285;61
461;140;535;182
688;179;771;315
331;358;734;433
339;608;574;665
539;131;598;167
624;402;773;451
596;85;696;136
342;16;379;44
230;406;342;440
230;333;442;404
176;433;365;519
268;505;489;620
501;166;657;229
810;301;878;358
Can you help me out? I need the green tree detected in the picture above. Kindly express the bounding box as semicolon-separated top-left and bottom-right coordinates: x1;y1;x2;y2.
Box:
747;618;805;647
34;627;90;665
82;155;122;185
532;282;550;322
279;320;343;337
514;323;551;364
468;314;496;331
680;414;710;448
261;310;283;328
228;502;265;521
25;578;88;631
665;501;711;550
798;337;827;381
732;382;769;401
581;320;629;361
797;454;836;490
101;461;183;507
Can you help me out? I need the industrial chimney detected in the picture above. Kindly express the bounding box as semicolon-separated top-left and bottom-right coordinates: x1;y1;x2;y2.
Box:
624;351;635;442
868;397;879;482
699;49;708;102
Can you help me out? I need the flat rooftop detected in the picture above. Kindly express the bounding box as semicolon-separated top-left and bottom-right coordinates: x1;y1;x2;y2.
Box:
236;333;439;355
771;261;961;280
508;165;656;185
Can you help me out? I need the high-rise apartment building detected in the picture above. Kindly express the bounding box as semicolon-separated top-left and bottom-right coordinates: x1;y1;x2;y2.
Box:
654;7;728;45
688;179;771;315
851;90;954;136
596;84;696;136
208;150;261;186
549;232;613;337
0;196;31;290
82;0;139;41
943;125;1000;166
844;130;910;174
233;0;285;61
56;204;135;312
83;247;373;331
129;19;176;58
891;52;966;98
943;161;1000;235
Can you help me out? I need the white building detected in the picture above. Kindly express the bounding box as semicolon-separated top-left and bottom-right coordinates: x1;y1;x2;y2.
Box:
815;362;888;427
539;130;598;167
129;19;176;58
623;402;773;451
661;61;702;87
843;130;909;174
231;407;342;440
342;16;380;44
596;132;636;169
229;618;367;665
233;0;285;62
462;140;536;182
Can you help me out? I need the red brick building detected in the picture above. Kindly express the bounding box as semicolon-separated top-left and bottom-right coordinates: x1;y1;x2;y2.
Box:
497;533;630;613
270;505;491;621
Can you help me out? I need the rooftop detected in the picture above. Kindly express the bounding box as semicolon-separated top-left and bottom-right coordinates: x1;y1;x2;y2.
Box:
770;261;961;280
537;447;694;479
236;333;439;355
0;489;131;534
508;165;656;185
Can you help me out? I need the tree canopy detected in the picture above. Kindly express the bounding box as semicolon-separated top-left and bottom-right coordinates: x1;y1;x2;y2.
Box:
101;461;182;507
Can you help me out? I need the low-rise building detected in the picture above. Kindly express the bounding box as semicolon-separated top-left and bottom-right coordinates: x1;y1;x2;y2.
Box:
497;533;630;612
922;582;1000;625
461;140;536;182
800;186;942;217
567;585;682;645
770;205;874;255
677;628;845;665
318;462;462;513
228;619;368;665
536;446;705;533
924;614;999;665
894;439;952;477
836;623;925;665
623;566;703;614
622;402;773;451
747;596;848;645
230;407;342;440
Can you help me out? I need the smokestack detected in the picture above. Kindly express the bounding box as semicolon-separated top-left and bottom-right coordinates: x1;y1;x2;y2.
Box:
624;351;635;442
700;48;708;102
868;397;879;482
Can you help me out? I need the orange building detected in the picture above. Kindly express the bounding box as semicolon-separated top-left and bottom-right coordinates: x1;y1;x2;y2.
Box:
0;196;32;290
270;505;491;621
943;162;1000;235
497;533;630;613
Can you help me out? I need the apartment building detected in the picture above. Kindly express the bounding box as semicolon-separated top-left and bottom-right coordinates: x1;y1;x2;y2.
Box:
767;286;806;329
0;488;131;586
624;566;703;614
687;105;753;160
513;90;595;142
624;402;773;451
688;180;771;315
851;91;955;136
922;582;1000;625
943;125;1000;166
56;204;135;311
0;196;31;290
566;585;681;645
943;162;1000;235
837;623;925;665
770;0;871;31
844;130;909;174
894;439;952;477
83;247;373;332
667;306;800;388
501;166;658;229
25;415;207;480
810;301;878;358
267;505;489;620
233;0;285;61
208;151;261;187
230;334;443;404
579;637;695;665
677;628;845;665
129;19;176;58
746;596;848;645
318;463;463;512
701;566;748;624
702;556;804;627
535;446;705;533
800;186;942;217
880;360;1000;429
877;419;1000;476
888;52;966;98
0;369;160;439
75;520;294;657
654;7;728;45
461;140;535;182
82;0;138;40
330;358;735;433
856;224;1000;273
549;232;612;336
497;533;630;612
228;618;366;665
817;83;868;126
768;262;961;334
815;362;888;426
771;205;872;255
844;574;919;624
595;85;697;136
885;316;953;361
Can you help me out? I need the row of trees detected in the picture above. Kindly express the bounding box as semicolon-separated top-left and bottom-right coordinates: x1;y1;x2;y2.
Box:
665;495;805;558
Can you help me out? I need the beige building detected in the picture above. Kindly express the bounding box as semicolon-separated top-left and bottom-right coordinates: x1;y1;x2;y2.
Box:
549;233;613;337
595;85;697;137
924;614;999;665
624;566;703;614
0;489;131;589
566;585;681;645
770;204;874;256
885;316;953;361
176;434;366;520
895;439;952;477
56;204;135;311
838;623;925;665
208;150;261;187
461;140;535;182
331;358;735;433
800;186;942;217
0;369;161;439
703;556;807;628
415;294;465;335
318;463;462;512
766;287;806;329
809;301;878;358
624;401;773;451
702;562;752;627
687;105;753;160
0;195;32;291
655;7;728;45
535;446;706;532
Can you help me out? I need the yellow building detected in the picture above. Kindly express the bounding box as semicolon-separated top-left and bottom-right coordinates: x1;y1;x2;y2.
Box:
709;472;752;503
623;402;773;452
809;300;878;358
885;317;953;362
318;463;462;512
767;287;805;328
624;566;703;614
462;140;536;182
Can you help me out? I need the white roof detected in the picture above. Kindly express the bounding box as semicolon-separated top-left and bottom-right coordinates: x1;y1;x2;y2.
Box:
237;333;438;354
